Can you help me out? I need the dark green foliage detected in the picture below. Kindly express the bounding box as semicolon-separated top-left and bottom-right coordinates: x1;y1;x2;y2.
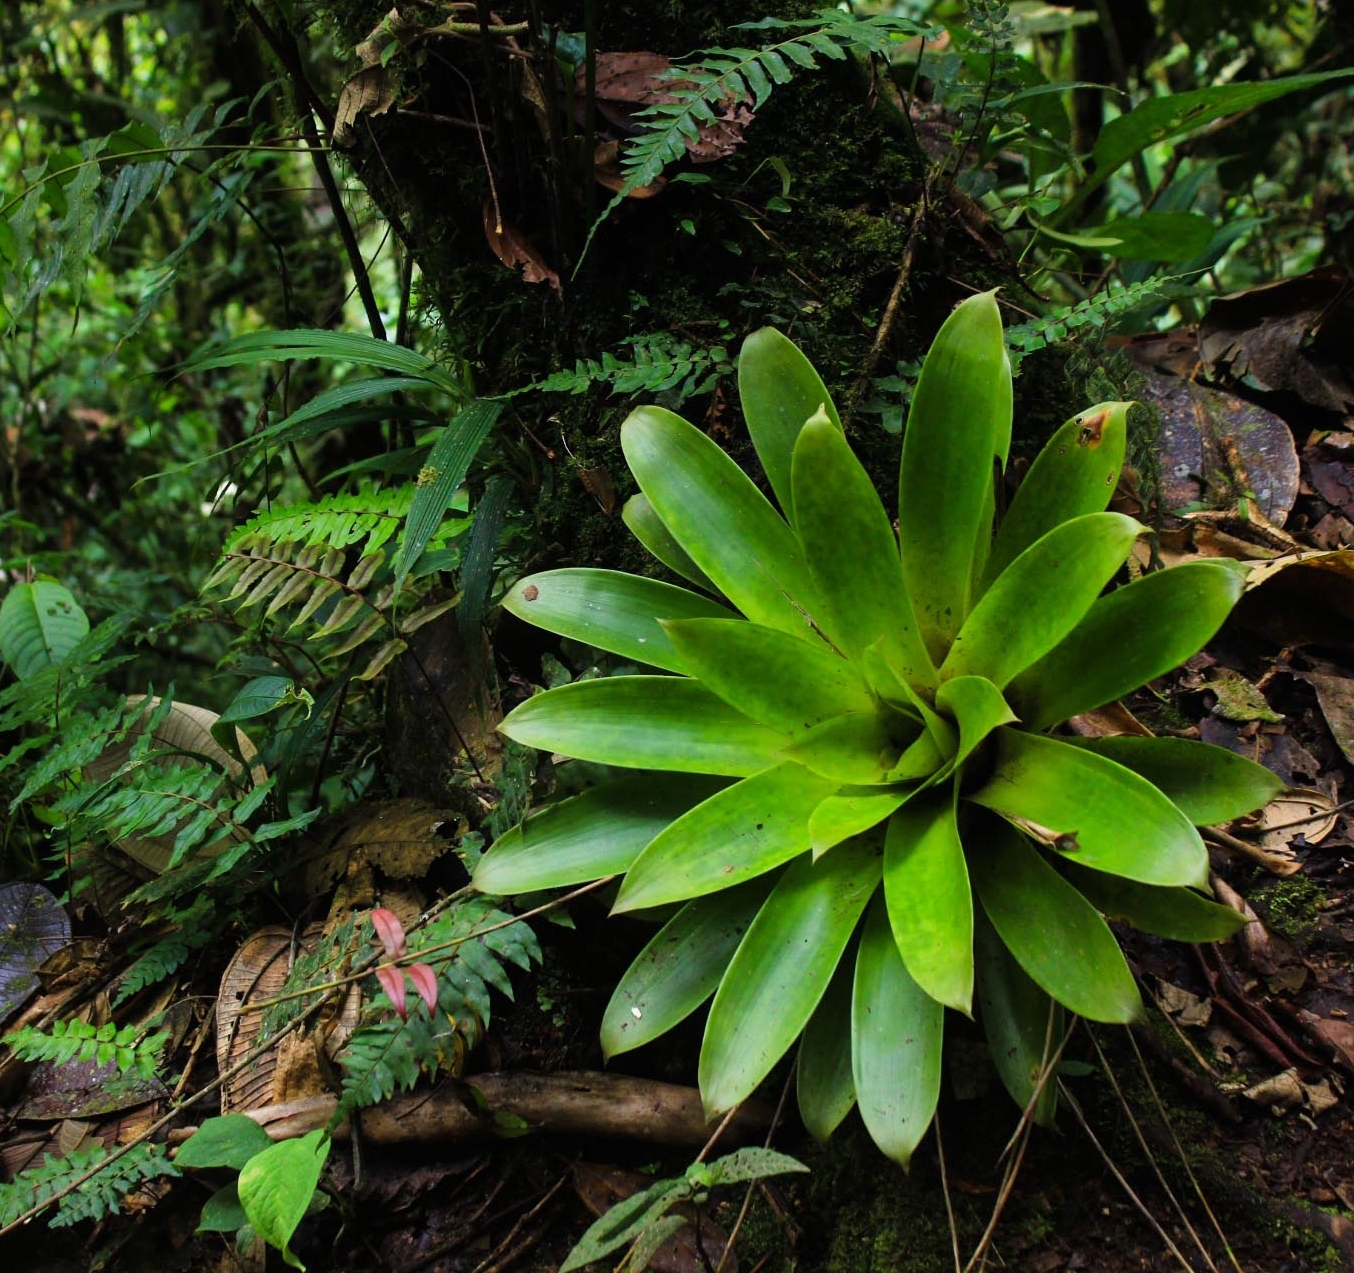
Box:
0;1143;178;1229
2;1018;169;1081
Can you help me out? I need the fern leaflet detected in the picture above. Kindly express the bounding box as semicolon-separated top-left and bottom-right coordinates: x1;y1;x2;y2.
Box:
0;1143;178;1228
3;1018;170;1081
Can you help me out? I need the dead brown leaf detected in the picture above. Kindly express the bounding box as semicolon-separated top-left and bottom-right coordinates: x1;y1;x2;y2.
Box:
334;66;396;147
482;196;561;292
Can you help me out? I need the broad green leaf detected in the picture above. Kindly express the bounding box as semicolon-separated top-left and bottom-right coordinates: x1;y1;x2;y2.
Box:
614;762;839;912
791;415;935;685
601;881;768;1057
0;582;89;680
1035;212;1214;261
983;403;1128;586
663;617;875;731
237;1130;330;1270
883;796;973;1012
621;406;822;637
700;1147;809;1186
621;493;719;593
177;1114;274;1171
851;895;944;1167
898;291;1012;658
1059;860;1247;942
942;513;1142;688
500;677;786;776
797;958;856;1140
738;326;842;518
1066;71;1354;215
934;675;1017;771
808;787;912;858
1061;736;1281;826
969;823;1142;1023
1009;560;1247;731
218;676;312;725
392;399;501;589
974;910;1060;1125
862;641;957;760
969;729;1208;887
473;774;727;893
700;839;880;1116
197;1182;248;1234
503;570;732;674
779;712;909;784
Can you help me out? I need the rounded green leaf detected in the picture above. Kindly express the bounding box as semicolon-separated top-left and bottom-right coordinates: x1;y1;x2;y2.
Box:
473;774;727;894
899;291;1012;658
699;839;880;1117
621;493;719;594
942;513;1142;688
883;796;973;1013
983;402;1129;587
621;406;822;637
663;617;875;732
974;910;1060;1125
500;677;786;776
1060;735;1282;826
969;823;1143;1023
614;762;840;912
968;729;1208;887
602;881;769;1058
739;326;842;518
797;958;857;1140
851;895;944;1167
0;581;89;681
1009;560;1247;731
1059;860;1247;942
791;415;935;686
503;569;732;674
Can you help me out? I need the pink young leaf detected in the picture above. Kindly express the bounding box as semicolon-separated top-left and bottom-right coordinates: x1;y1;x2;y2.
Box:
371;907;408;958
375;964;408;1019
407;963;439;1015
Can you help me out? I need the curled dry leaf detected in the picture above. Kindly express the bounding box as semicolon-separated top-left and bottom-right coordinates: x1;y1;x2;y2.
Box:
482;196;561;293
334;66;396;147
1252;788;1338;855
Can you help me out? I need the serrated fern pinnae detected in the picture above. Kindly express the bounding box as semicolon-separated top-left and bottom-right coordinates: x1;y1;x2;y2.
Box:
3;1018;170;1081
579;8;936;260
0;1143;179;1228
1005;276;1187;372
332;898;540;1122
525;335;732;405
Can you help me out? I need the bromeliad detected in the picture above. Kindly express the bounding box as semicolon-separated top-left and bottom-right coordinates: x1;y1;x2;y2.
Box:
473;292;1279;1164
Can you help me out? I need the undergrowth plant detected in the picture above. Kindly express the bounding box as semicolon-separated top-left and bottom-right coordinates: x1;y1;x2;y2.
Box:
473;292;1280;1164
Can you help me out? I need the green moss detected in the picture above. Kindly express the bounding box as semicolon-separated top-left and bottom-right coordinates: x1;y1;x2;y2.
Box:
1253;875;1326;942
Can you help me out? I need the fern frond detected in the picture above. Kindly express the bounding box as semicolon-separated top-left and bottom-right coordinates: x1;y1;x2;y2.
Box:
3;1018;170;1080
1005;276;1191;372
0;1143;179;1228
333;898;540;1121
579;8;935;258
524;335;732;404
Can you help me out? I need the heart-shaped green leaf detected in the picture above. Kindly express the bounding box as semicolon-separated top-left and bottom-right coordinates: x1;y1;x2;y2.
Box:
899;291;1012;658
622;493;720;594
883;795;973;1013
501;677;786;776
503;570;732;673
700;839;880;1117
622;406;821;637
970;823;1142;1023
602;881;769;1057
1059;735;1281;825
852;894;944;1167
614;762;839;912
1059;860;1247;942
969;729;1208;887
663;618;875;733
797;958;857;1141
942;512;1142;688
1009;560;1247;731
983;402;1129;587
739;326;842;518
792;414;935;686
473;774;727;893
974;910;1060;1125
